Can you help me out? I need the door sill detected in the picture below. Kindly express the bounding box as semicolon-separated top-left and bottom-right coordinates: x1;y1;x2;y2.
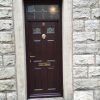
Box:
29;93;62;98
28;97;64;100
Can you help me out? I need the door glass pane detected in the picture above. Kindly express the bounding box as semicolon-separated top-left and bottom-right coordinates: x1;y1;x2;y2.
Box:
26;5;60;20
27;5;35;12
33;28;41;34
47;27;55;34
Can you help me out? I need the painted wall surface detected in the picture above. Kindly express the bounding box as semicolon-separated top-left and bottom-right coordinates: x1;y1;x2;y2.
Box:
0;0;100;100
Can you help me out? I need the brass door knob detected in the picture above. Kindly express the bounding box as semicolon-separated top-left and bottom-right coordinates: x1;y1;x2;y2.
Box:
42;34;46;39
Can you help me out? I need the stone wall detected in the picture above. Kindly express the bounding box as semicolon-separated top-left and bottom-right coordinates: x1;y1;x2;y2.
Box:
0;0;100;100
73;0;100;100
0;0;17;100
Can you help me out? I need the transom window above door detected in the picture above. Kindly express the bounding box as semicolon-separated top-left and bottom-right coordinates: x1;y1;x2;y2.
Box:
26;5;60;20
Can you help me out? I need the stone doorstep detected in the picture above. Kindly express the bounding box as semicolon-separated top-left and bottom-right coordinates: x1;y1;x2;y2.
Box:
28;97;63;100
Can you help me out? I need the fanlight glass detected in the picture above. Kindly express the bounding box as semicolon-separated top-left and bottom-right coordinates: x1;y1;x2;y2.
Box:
26;5;60;20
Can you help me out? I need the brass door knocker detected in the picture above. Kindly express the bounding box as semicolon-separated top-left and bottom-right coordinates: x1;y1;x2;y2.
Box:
42;34;46;39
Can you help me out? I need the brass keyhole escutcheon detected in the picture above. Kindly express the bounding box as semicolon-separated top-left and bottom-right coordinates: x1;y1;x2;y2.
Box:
42;34;46;39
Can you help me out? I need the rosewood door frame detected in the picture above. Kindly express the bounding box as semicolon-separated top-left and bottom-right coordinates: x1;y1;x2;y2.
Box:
13;0;73;100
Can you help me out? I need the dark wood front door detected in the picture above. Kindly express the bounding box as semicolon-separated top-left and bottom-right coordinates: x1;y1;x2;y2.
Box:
25;21;63;98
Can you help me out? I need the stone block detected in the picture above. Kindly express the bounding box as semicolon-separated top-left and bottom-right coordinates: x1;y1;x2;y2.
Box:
0;79;16;91
0;67;15;79
74;91;93;100
96;32;100;41
0;32;12;42
73;0;98;7
73;44;86;54
0;8;12;19
3;55;15;66
73;65;92;67
7;92;17;100
73;43;97;54
89;67;100;77
92;8;100;19
73;8;90;19
73;67;88;78
0;44;14;54
73;55;94;65
96;55;100;65
0;0;12;7
0;93;6;100
0;56;2;66
0;20;13;31
73;20;84;31
73;32;95;43
94;43;100;54
94;90;100;100
74;79;100;90
85;20;100;31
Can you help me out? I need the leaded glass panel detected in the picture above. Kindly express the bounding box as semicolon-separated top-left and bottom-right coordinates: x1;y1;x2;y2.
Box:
33;28;41;34
47;27;55;34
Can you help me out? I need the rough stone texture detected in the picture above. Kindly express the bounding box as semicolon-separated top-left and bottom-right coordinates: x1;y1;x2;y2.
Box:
73;55;94;65
73;8;90;19
85;20;100;31
3;55;15;66
95;43;100;54
0;20;13;31
73;32;95;43
74;91;93;100
73;20;84;31
74;79;100;90
0;56;2;66
0;8;12;19
73;67;88;78
0;93;6;100
92;8;100;19
0;0;99;99
0;0;12;7
89;67;100;77
0;32;12;42
0;44;14;54
96;55;100;65
0;0;16;99
96;32;100;41
72;0;100;99
74;43;100;55
73;0;98;7
0;67;15;79
94;90;100;100
73;43;97;54
73;0;100;99
0;79;16;91
7;92;17;100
